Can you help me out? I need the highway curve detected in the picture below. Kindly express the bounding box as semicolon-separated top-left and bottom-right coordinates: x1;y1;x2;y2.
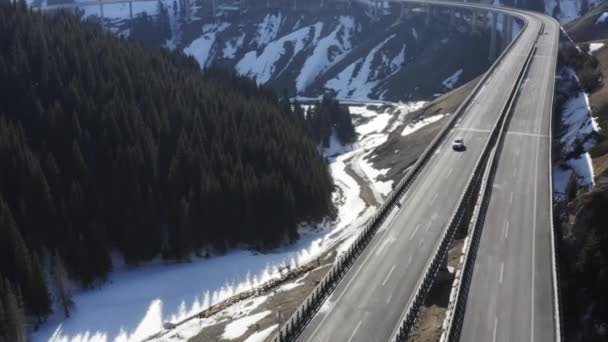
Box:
294;3;560;342
457;12;560;342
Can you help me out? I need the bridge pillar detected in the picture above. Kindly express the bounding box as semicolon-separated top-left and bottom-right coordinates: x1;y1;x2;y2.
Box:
501;14;509;50
450;8;456;26
489;11;497;62
471;10;478;32
99;3;104;28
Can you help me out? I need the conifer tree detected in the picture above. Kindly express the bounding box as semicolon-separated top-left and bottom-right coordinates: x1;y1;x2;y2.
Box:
52;251;73;318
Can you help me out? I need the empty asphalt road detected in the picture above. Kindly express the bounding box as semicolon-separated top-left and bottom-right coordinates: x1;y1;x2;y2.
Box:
458;13;560;342
296;3;559;342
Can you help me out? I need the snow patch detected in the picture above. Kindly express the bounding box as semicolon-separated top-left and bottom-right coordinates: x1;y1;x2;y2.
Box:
244;324;278;342
223;33;246;59
184;23;230;68
442;69;463;89
324;35;399;100
221;311;271;340
401;114;446;136
567;153;595;189
596;12;608;24
589;42;605;54
255;13;283;47
236;23;322;85
296;16;355;92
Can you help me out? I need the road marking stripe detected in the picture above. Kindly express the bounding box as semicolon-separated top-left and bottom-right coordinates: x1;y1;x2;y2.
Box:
447;167;453;177
347;320;363;342
505;221;509;239
509;192;513;204
493;318;498;342
507;131;549;138
514;167;518;178
430;193;438;205
407;255;412;266
409;224;420;241
386;294;393;304
382;265;396;287
500;263;504;284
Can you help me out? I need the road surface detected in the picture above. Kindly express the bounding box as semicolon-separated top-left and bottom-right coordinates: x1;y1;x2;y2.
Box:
458;13;560;342
295;3;559;342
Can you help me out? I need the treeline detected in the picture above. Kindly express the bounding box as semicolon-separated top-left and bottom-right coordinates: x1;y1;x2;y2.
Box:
0;1;335;327
129;0;172;48
287;95;357;148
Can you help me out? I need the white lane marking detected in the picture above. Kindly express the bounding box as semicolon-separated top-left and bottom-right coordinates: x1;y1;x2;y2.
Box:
407;255;412;266
493;317;498;342
514;167;518;178
447;167;453;178
500;263;504;284
347;320;363;342
509;192;513;204
430;193;438;205
409;224;421;241
382;265;396;287
515;148;520;157
386;294;393;304
304;222;391;341
505;221;509;239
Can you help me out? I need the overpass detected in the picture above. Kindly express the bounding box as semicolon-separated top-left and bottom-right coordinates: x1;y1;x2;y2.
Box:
265;1;561;342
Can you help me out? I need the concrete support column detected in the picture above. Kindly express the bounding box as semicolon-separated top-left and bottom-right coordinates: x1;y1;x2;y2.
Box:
501;13;509;50
489;11;497;62
471;10;478;32
99;3;104;28
450;8;456;26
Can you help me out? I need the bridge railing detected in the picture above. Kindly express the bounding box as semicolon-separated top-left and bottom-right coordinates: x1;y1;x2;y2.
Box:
270;4;530;342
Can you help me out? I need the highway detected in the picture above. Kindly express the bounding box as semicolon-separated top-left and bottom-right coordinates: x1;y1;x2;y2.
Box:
295;2;560;342
457;13;560;342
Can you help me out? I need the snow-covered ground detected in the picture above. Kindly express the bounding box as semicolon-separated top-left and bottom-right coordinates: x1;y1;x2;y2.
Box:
553;66;598;196
34;101;430;342
544;0;603;24
596;11;608;24
184;23;231;68
442;69;463;90
589;42;605;54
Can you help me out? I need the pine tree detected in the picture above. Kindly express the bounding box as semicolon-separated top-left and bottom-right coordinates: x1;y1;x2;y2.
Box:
52;250;73;318
0;278;27;342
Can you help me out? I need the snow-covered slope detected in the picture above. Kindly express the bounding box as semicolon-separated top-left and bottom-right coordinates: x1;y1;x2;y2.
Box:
177;4;494;101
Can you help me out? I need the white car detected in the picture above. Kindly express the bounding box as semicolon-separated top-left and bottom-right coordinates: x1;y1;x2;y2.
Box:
452;137;465;151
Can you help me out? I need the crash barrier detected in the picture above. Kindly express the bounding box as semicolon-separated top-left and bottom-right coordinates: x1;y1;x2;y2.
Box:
439;32;540;342
271;6;530;342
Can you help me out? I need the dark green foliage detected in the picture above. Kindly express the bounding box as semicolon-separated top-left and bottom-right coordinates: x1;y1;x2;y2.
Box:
561;188;608;342
304;95;357;147
565;171;579;202
559;44;603;93
129;1;171;49
0;278;27;342
0;1;333;319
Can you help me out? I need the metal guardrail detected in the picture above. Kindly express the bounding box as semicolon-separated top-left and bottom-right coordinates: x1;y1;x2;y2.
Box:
389;21;539;340
270;5;532;342
545;15;563;342
439;31;540;342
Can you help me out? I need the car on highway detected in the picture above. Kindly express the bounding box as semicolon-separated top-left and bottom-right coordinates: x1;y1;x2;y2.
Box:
452;137;465;151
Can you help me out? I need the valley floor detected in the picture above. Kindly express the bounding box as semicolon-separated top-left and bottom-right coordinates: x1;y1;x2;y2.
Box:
34;100;449;342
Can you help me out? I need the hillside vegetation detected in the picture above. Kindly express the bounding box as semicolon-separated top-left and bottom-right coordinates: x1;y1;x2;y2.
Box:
557;6;608;341
0;2;341;330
